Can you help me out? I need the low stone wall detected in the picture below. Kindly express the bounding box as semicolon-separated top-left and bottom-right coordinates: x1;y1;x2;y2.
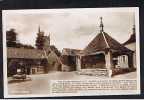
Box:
77;68;136;77
112;68;136;76
78;68;109;77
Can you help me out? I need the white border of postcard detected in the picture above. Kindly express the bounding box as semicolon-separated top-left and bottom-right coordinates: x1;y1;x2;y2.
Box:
2;7;140;98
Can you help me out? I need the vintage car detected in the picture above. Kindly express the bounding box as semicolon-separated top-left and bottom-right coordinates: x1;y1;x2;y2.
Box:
12;73;26;80
12;68;26;80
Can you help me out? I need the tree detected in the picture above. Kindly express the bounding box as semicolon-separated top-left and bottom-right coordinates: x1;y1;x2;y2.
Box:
6;29;17;47
22;44;34;49
50;45;61;57
35;32;45;49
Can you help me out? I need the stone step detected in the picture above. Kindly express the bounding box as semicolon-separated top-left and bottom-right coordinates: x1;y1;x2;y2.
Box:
78;69;109;77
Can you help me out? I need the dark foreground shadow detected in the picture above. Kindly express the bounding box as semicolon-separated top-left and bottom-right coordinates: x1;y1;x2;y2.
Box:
8;77;32;84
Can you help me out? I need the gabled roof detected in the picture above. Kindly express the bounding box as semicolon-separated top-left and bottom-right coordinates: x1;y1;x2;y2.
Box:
123;33;136;45
7;47;62;64
7;47;47;59
62;48;82;56
83;32;133;55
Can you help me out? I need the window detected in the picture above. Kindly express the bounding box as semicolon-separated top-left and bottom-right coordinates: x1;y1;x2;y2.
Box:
123;56;125;62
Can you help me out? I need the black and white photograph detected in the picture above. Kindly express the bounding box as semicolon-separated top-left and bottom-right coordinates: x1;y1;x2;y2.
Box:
2;7;140;97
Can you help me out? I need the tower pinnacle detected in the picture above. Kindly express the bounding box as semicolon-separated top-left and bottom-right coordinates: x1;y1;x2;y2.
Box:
99;17;104;33
132;25;135;34
132;16;136;34
38;25;41;33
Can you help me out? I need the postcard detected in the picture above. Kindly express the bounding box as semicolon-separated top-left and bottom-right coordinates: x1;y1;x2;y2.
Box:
2;7;140;98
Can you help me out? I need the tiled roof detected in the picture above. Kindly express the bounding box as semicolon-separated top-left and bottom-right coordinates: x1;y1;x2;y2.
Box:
83;32;133;55
7;47;50;59
123;33;135;45
62;48;82;56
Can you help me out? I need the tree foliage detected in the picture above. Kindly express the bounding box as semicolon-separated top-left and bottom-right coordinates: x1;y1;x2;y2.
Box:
50;45;61;57
35;32;45;49
16;43;34;49
6;28;34;49
6;29;17;47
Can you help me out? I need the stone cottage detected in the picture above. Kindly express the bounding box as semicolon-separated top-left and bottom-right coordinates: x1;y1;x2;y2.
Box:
123;25;136;68
7;29;62;76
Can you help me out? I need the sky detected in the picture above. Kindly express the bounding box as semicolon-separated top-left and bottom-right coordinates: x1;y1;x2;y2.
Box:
3;8;137;51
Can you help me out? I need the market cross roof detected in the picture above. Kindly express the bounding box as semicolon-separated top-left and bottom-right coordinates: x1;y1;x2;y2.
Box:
82;17;133;55
83;32;133;55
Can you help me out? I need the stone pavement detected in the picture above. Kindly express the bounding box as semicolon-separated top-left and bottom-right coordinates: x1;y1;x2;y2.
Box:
8;71;137;95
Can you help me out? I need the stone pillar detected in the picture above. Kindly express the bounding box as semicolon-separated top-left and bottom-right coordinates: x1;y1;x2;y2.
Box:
128;53;134;69
117;56;120;67
76;55;81;71
133;52;136;68
105;51;113;77
125;55;129;68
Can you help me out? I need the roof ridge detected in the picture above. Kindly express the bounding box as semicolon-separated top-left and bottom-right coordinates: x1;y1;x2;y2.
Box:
102;32;110;48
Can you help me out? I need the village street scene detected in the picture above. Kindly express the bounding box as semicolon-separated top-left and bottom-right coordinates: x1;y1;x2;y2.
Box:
4;8;137;95
8;71;136;95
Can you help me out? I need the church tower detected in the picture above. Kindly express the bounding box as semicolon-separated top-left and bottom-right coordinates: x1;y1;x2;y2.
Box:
37;26;44;36
36;26;50;49
44;34;50;49
37;25;50;48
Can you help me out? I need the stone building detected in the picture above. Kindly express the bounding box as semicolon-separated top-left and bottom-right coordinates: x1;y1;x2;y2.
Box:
123;25;136;68
61;48;81;71
75;17;134;77
7;28;62;76
61;17;135;77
